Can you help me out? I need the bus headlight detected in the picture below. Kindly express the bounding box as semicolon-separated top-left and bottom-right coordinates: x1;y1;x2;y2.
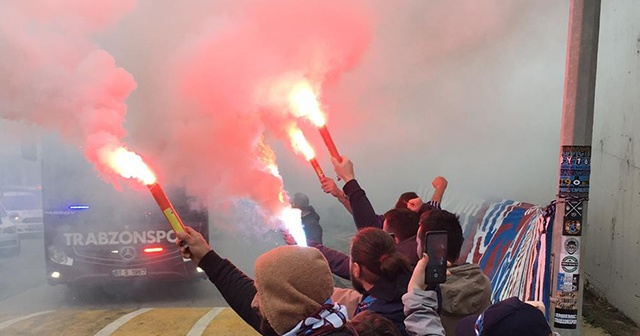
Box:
50;271;61;279
48;246;74;266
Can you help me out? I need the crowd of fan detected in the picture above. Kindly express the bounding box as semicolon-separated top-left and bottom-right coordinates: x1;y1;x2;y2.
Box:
176;155;558;336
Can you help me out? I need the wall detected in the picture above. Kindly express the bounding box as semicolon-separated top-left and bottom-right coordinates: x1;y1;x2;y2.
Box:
585;0;640;325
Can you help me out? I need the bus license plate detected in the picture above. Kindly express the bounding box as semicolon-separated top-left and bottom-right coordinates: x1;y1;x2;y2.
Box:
112;268;147;277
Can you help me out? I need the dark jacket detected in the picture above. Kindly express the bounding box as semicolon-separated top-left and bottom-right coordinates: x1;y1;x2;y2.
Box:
309;235;419;281
302;206;323;244
198;250;356;335
308;243;411;335
343;179;383;229
396;235;420;267
312;241;442;316
358;273;412;336
343;179;441;231
198;250;261;332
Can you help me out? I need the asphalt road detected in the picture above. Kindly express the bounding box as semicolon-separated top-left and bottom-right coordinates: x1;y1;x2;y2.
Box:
0;235;263;335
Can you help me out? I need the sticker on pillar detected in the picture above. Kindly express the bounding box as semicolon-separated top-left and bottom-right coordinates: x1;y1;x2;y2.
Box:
559;146;591;198
563;220;582;236
557;273;572;291
556;291;578;310
561;256;579;273
564;237;580;255
557;273;580;292
564;201;583;221
563;201;583;236
554;308;578;329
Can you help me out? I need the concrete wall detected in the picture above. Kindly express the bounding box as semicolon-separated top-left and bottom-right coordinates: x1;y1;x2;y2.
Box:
584;0;640;325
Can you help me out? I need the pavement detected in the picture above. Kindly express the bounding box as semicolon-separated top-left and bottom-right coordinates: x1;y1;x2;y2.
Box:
584;320;611;336
0;307;260;336
0;307;615;336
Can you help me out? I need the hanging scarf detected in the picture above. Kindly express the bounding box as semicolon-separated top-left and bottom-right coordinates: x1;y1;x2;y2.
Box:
283;300;350;336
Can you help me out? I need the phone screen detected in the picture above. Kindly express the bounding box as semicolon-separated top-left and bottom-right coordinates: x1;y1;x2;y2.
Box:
424;230;448;285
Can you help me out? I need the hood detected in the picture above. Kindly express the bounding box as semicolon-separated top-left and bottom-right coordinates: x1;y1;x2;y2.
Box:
440;263;492;316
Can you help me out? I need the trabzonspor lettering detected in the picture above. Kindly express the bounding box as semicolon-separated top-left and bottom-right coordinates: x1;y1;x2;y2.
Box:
63;230;177;246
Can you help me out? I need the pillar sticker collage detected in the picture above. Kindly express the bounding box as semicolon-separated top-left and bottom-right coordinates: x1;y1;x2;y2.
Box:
554;146;590;329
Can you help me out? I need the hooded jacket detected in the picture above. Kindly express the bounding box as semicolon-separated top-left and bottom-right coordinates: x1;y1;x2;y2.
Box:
439;263;492;335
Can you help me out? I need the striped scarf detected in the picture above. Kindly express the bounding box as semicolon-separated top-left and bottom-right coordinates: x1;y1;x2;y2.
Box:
283;300;350;336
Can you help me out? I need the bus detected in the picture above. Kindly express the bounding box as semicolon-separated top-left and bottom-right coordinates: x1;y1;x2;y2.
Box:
42;136;208;286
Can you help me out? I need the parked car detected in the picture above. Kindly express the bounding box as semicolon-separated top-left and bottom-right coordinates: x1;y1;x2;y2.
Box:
0;203;20;257
1;187;43;237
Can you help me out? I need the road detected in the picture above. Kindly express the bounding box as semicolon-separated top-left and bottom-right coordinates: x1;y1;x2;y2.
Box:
0;236;259;335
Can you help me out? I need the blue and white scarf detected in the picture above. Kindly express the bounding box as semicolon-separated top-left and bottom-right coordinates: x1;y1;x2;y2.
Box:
283;300;350;336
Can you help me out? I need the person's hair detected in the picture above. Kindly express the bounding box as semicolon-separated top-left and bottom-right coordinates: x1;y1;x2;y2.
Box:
350;310;402;336
394;191;419;209
290;192;310;211
419;209;464;263
383;208;419;241
350;228;411;284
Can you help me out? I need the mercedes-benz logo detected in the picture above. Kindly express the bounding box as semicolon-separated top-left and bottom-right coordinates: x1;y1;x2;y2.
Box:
120;246;137;261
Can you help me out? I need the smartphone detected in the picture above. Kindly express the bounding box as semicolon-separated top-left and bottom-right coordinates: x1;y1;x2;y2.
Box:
422;230;448;285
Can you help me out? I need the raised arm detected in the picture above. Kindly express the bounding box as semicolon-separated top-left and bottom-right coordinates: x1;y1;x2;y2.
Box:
321;176;353;214
177;227;261;332
403;253;445;336
332;156;383;230
429;176;448;205
281;231;351;279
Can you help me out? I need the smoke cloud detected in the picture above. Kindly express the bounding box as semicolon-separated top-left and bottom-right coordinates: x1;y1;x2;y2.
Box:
1;0;570;233
114;0;373;226
0;0;137;186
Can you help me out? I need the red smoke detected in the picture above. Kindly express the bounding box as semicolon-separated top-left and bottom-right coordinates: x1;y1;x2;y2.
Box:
134;0;373;224
0;0;137;185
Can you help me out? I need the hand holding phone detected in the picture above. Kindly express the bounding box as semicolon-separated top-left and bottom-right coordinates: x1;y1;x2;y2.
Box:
422;230;448;285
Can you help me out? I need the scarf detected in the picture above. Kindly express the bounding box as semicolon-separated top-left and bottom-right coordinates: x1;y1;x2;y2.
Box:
283;300;350;336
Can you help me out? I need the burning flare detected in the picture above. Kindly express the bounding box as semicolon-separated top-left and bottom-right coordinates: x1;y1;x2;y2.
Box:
288;126;325;180
288;80;326;127
99;146;157;185
288;126;316;161
99;145;185;234
287;80;341;162
279;207;307;247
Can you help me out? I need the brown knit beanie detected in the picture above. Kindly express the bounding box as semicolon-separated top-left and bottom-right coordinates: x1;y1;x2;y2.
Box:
254;245;334;335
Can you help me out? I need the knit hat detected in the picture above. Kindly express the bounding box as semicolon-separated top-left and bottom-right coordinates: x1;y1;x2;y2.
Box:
254;245;335;335
455;297;552;336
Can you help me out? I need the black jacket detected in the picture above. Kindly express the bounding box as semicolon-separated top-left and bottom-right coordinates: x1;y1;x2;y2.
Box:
358;273;412;336
343;179;384;230
302;206;323;244
342;179;441;231
198;250;261;332
308;242;411;335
